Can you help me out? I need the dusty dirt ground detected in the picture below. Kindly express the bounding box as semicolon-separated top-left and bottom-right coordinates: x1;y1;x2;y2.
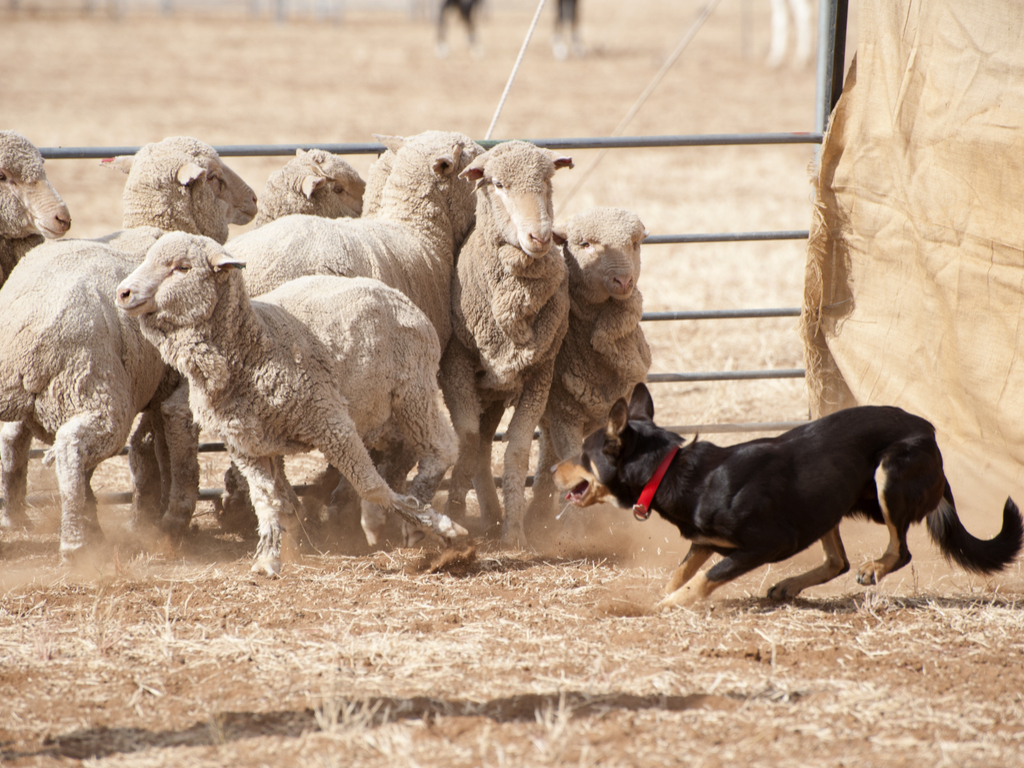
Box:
3;1;1024;766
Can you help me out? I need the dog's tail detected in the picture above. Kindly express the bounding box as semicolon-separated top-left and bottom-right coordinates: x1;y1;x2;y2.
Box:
926;484;1023;574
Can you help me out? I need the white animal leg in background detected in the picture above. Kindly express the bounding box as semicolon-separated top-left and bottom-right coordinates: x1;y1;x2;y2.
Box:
0;421;33;529
766;0;789;68
790;0;812;67
46;412;127;558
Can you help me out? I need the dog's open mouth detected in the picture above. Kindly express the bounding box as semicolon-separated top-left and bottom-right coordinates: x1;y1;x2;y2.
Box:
565;480;590;505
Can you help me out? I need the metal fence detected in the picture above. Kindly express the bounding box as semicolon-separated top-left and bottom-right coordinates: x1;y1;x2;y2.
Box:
10;0;851;506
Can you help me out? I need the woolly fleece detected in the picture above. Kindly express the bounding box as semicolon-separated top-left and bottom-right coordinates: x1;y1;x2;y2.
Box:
226;130;481;348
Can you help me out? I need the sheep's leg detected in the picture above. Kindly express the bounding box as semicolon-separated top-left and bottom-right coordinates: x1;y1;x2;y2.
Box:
362;442;418;548
47;413;126;559
232;453;286;577
157;380;199;538
501;374;554;549
525;425;560;535
318;406;466;544
528;419;583;530
217;461;258;536
469;400;504;534
439;339;484;522
395;383;458;508
271;455;316;554
128;410;166;530
323;470;367;548
1;421;34;529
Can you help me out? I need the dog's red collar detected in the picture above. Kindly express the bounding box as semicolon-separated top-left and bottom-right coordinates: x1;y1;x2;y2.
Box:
632;444;680;521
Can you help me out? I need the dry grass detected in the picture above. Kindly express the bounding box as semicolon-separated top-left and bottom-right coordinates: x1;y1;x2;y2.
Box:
7;2;1024;767
2;533;1024;766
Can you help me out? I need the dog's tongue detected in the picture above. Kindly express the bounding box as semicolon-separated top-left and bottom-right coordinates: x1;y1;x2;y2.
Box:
565;480;589;504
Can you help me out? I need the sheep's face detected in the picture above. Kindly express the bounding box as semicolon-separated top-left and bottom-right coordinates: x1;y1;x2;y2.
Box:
110;137;257;243
117;232;244;332
288;149;366;219
0;131;71;239
560;208;647;303
460;141;573;259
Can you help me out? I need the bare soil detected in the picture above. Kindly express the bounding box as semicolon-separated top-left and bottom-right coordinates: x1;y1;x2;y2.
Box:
4;2;1024;766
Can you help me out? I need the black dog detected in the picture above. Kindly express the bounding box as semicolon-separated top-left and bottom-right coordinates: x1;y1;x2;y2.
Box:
553;384;1023;609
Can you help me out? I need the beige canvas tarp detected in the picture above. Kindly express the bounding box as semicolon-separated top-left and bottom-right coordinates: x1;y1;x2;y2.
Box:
803;0;1024;523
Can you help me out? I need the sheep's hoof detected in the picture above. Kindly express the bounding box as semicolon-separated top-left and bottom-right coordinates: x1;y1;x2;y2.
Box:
251;558;282;578
500;523;529;551
160;512;192;541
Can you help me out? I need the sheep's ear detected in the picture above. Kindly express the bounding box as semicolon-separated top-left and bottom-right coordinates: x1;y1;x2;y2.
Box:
431;142;464;177
101;156;134;174
373;134;406;154
641;223;650;240
301;175;327;199
547;151;574;171
208;249;246;272
432;154;457;177
458;152;488;183
552;226;568;246
627;383;655;422
176;161;206;186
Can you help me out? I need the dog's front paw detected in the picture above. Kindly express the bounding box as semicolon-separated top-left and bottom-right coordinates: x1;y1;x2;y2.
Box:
856;562;883;586
766;580;801;601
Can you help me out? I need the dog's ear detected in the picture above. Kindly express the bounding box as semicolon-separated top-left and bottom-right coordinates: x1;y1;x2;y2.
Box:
603;398;629;457
628;383;655;422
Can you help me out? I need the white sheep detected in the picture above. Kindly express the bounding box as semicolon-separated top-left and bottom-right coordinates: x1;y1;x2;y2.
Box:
0;131;71;290
116;232;466;576
440;140;574;548
252;148;366;227
226;130;481;349
526;207;652;531
0;137;257;554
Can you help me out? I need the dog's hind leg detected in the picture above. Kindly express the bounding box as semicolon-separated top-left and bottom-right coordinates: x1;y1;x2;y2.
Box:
767;525;850;600
857;461;924;585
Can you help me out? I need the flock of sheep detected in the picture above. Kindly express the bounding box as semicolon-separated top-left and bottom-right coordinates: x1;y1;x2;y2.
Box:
0;128;652;575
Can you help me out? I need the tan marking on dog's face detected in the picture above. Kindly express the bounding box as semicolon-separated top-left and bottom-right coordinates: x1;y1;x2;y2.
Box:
553;457;614;508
